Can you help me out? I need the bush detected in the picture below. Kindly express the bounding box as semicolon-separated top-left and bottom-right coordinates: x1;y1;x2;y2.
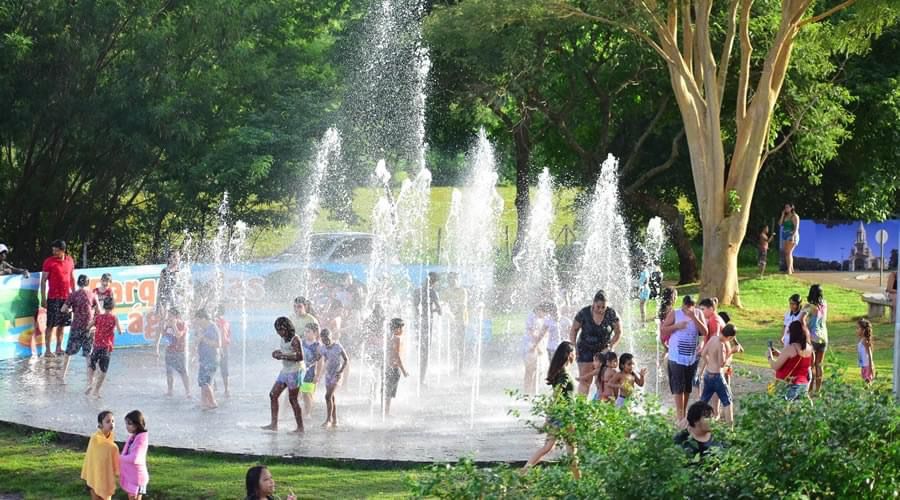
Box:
410;377;900;499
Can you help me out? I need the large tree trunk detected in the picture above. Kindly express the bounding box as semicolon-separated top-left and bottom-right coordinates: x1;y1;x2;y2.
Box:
512;117;532;254
699;216;744;304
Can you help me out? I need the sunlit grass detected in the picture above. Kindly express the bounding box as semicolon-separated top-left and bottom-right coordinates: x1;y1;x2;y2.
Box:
0;425;416;499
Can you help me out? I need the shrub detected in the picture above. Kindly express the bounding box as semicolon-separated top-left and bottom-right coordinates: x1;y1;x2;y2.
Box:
411;376;900;499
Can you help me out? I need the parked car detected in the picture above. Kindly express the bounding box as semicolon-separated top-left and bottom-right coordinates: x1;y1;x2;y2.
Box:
273;232;374;264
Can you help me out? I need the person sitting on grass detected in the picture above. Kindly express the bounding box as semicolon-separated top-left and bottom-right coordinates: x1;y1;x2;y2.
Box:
673;400;722;459
244;465;296;500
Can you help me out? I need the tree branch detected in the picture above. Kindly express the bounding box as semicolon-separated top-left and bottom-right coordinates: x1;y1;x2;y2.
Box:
624;128;686;194
717;0;740;110
761;57;849;164
798;0;856;28
736;0;753;125
621;96;670;177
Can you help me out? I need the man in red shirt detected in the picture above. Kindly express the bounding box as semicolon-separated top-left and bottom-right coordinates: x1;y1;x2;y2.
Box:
40;239;76;356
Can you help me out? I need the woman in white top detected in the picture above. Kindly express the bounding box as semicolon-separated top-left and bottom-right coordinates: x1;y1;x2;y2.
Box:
782;294;803;347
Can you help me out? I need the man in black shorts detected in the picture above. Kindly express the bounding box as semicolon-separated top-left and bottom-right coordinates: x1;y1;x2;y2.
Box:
40;240;75;357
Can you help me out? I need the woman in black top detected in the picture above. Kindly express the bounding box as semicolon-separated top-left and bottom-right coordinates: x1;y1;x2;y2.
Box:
523;342;580;478
569;290;622;395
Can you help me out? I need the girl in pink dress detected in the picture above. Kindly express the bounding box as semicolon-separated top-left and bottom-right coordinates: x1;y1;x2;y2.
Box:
120;410;149;499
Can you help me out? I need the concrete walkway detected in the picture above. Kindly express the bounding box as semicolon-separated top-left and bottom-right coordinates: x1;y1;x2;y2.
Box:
791;271;892;295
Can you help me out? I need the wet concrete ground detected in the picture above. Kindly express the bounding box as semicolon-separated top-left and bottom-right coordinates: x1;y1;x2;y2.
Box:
0;335;767;463
0;345;548;463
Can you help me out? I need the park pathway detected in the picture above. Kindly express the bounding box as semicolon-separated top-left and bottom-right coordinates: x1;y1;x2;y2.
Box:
792;271;889;294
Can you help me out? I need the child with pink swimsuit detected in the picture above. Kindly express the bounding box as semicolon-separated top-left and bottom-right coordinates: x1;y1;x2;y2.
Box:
120;410;149;500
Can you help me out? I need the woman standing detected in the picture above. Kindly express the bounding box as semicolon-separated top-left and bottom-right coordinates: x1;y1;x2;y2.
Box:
801;284;828;394
768;321;813;401
782;294;803;347
886;252;897;323
779;204;800;274
568;290;622;396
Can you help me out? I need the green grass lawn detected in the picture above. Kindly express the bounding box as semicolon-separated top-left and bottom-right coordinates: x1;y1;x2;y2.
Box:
670;273;896;380
0;424;417;500
1;273;894;499
248;186;579;259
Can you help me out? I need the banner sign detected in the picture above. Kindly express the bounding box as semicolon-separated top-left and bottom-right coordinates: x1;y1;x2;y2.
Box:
1;262;445;359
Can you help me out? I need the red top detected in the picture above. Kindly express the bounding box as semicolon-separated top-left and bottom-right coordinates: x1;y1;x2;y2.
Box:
93;313;118;351
216;317;232;347
705;314;723;343
164;320;187;353
65;289;96;332
42;255;75;299
93;287;113;303
776;352;812;384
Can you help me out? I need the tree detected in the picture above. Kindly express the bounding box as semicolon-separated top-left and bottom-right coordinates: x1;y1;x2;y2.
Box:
426;0;701;282
552;0;899;305
0;0;349;267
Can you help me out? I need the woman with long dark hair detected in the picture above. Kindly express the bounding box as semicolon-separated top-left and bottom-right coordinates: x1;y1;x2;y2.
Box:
523;341;580;478
768;321;813;401
779;203;800;274
568;290;622;395
244;465;296;500
801;284;828;394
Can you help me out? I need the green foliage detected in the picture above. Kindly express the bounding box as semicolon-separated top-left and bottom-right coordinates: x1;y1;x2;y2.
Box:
412;380;900;498
727;189;742;216
0;0;351;266
23;430;57;447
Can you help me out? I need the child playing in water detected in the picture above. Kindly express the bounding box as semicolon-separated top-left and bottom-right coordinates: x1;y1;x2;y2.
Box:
300;322;321;417
81;410;119;500
318;328;349;427
262;317;304;432
857;319;876;383
523;341;580;479
578;351;617;401
120;410;149;500
193;309;220;410
163;308;190;398
93;273;113;315
86;298;122;398
61;274;97;383
214;306;231;397
607;353;647;408
384;318;409;416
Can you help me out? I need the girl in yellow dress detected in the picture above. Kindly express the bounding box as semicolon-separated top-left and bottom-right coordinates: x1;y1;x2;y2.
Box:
81;410;120;499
